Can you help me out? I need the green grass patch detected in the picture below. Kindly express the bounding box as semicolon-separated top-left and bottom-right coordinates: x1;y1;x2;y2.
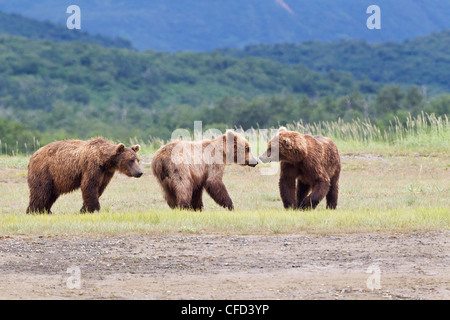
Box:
0;207;448;236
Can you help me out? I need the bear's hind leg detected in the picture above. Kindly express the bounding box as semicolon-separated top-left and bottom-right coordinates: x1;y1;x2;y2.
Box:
44;192;59;214
326;175;339;210
27;177;55;214
175;185;193;210
205;179;233;210
159;180;177;208
27;191;48;214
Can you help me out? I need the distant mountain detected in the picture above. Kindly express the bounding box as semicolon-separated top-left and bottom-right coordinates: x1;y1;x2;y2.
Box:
1;0;450;51
0;11;133;49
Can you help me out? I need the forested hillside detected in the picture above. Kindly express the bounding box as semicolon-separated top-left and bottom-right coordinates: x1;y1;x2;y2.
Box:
1;0;450;51
0;34;448;154
0;11;132;49
219;30;450;93
0;35;376;142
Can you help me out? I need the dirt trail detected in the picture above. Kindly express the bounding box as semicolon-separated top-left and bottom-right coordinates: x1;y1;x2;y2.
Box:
0;232;448;299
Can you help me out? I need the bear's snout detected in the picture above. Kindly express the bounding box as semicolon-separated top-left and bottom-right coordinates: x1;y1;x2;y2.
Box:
259;155;270;164
249;161;258;167
134;170;143;178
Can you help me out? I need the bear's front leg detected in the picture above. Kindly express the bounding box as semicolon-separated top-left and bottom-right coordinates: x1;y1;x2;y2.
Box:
279;162;298;209
80;175;101;213
279;175;296;209
296;180;311;209
80;195;100;213
191;187;204;211
299;180;330;210
205;179;234;210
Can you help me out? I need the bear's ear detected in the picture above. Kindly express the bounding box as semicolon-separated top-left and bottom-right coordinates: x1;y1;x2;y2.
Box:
280;136;294;150
131;145;141;153
278;126;287;133
225;130;235;143
116;143;125;154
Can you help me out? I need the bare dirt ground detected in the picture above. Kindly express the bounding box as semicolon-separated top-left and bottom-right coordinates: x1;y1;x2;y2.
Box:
0;231;448;300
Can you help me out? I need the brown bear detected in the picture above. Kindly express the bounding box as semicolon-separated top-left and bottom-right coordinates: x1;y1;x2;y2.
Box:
259;127;341;210
26;137;142;214
151;130;258;211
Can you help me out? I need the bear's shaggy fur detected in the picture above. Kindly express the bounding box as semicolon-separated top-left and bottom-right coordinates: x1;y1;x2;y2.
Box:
26;137;142;214
151;130;258;210
259;127;341;210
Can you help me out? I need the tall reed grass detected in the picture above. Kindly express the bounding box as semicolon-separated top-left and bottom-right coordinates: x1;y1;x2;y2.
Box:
1;113;448;156
287;112;449;150
0;136;40;157
289;112;447;143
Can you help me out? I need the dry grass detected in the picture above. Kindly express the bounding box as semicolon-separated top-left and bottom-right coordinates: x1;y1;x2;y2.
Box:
0;151;448;235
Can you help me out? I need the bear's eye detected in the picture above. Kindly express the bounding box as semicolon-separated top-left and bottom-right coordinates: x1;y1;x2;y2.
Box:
245;146;250;152
128;159;135;165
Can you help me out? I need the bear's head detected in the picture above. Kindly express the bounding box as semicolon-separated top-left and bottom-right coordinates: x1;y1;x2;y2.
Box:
259;127;301;163
115;144;143;178
223;130;258;167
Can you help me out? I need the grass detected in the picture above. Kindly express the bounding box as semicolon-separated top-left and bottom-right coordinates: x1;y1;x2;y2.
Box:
288;112;449;155
1;207;447;235
0;113;448;235
2;113;448;157
0;153;448;235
